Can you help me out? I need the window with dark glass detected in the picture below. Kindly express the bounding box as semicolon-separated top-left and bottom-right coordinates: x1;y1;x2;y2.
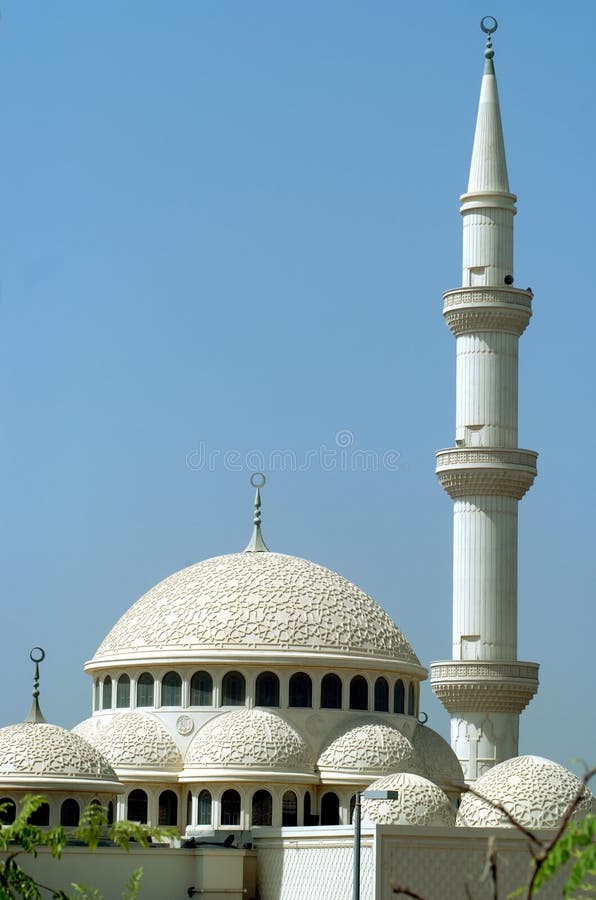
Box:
221;789;240;826
251;790;272;826
374;677;389;712
136;673;154;707
186;791;192;826
221;671;245;706
161;671;182;706
198;789;212;826
0;798;16;825
394;679;405;714
102;676;112;710
349;794;356;824
93;679;100;711
117;674;130;708
289;672;312;708
60;799;80;827
349;675;368;710
255;672;280;707
190;671;213;706
127;789;148;824
304;791;314;826
408;682;415;715
28;802;50;826
282;791;298;826
158;790;178;826
321;674;342;709
320;792;340;826
107;801;114;825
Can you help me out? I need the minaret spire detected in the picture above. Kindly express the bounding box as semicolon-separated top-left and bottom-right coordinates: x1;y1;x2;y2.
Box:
25;647;47;724
244;473;269;552
431;19;539;782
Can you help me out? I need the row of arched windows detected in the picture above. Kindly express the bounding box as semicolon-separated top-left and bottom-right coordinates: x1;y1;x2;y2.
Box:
0;797;114;828
95;671;418;715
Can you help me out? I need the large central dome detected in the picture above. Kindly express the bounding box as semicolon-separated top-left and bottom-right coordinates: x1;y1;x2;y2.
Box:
89;551;421;669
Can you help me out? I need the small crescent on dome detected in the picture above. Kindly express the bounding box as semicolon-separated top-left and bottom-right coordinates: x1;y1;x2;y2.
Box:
30;647;45;663
417;711;429;725
250;472;266;488
480;16;498;36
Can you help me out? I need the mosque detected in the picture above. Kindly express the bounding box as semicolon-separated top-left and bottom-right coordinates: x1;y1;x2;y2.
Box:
0;18;593;900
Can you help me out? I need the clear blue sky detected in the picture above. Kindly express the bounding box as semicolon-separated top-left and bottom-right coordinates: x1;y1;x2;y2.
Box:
0;2;593;774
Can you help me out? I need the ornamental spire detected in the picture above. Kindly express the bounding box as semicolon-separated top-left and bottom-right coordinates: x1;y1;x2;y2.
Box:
466;17;510;194
25;647;47;724
244;473;269;552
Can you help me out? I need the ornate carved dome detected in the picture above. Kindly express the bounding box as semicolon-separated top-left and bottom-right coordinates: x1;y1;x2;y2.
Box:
78;712;183;773
0;722;120;792
317;722;424;779
183;709;314;779
456;755;594;828
88;552;422;669
411;723;464;790
361;772;456;826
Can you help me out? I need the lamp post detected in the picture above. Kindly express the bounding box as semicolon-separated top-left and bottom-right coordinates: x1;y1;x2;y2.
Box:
353;790;399;900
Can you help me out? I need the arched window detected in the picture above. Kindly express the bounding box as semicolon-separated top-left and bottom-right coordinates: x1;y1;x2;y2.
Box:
349;675;368;710
60;799;80;827
251;790;272;826
255;672;280;707
320;792;340;826
102;676;112;710
394;679;405;714
198;790;212;826
161;671;182;706
28;802;50;826
136;673;154;707
0;798;16;825
116;674;130;708
289;672;312;708
374;677;389;712
190;671;213;706
282;791;297;826
159;790;178;826
221;671;245;706
186;791;192;827
107;801;114;825
349;794;357;824
221;789;240;826
321;674;342;709
93;679;100;711
304;791;313;826
408;682;415;715
127;789;148;824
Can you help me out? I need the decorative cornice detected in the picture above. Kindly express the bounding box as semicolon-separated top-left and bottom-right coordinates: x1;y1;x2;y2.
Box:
436;447;537;500
443;287;532;337
430;660;539;714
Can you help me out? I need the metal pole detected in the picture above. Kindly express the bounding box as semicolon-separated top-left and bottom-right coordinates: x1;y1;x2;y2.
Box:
353;792;361;900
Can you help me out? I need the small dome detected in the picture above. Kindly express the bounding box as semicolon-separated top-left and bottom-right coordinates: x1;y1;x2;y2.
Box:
184;709;313;776
0;722;120;791
361;772;455;826
411;724;464;789
83;712;183;772
72;717;108;743
457;755;594;828
89;552;422;668
318;722;424;777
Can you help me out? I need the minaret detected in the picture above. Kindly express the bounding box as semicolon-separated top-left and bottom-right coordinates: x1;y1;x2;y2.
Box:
430;18;539;781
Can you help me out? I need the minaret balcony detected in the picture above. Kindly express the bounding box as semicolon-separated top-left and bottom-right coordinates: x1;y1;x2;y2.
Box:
430;660;539;715
436;447;537;500
443;286;532;336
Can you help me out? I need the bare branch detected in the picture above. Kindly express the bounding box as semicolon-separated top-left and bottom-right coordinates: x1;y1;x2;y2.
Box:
390;884;427;899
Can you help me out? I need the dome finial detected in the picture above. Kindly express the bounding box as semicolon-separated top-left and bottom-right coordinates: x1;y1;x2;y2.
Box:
25;646;47;724
244;472;269;552
481;16;497;68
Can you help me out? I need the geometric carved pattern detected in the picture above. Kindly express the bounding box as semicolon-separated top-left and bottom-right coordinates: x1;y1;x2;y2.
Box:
361;772;456;826
430;661;539;714
436;449;537;500
184;709;314;773
443;286;532;337
0;722;118;784
456;755;594;828
318;722;424;777
411;724;464;789
83;712;183;771
92;552;420;664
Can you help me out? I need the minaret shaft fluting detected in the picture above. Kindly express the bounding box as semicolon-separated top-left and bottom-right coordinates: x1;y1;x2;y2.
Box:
430;20;539;782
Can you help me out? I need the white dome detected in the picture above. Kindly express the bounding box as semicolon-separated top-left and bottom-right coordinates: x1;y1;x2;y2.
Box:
456;755;594;828
412;724;464;790
89;552;422;668
183;709;314;777
0;722;120;792
80;712;183;773
361;772;455;826
318;722;424;778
